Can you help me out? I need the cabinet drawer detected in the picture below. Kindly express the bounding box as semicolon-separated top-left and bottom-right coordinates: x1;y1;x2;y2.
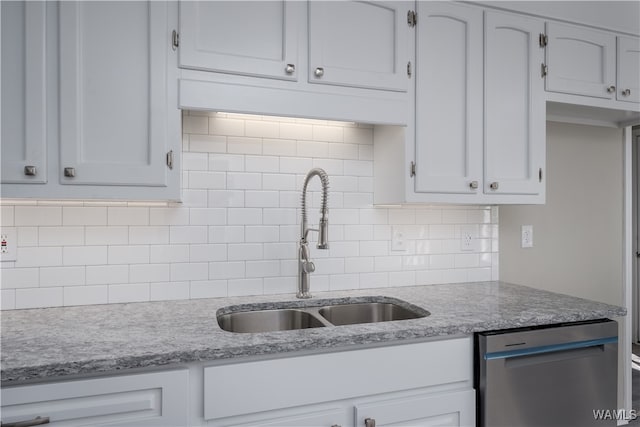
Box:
1;370;188;427
355;389;476;427
204;338;472;420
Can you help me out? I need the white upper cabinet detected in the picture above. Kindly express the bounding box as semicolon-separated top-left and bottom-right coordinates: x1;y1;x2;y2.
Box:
179;1;302;81
1;2;47;184
308;1;409;92
545;22;617;99
484;11;545;198
414;2;482;195
617;35;640;103
58;1;179;192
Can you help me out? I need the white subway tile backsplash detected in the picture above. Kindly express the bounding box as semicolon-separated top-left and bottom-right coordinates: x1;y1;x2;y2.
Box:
150;281;190;301
16;206;62;226
16;287;63;309
170;262;209;281
1;268;39;289
40;266;85;287
86;265;129;285
64;285;108;306
17;227;38;247
108;245;149;265
108;283;150;303
2;112;498;310
130;264;170;283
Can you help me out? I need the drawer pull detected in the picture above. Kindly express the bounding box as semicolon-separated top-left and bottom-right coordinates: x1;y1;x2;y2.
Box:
24;166;37;176
364;418;376;427
1;416;50;427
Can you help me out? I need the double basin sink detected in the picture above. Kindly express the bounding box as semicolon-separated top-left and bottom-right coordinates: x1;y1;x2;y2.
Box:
217;296;430;333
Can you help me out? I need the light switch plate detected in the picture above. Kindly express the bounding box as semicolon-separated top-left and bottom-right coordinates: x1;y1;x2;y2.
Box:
0;228;17;262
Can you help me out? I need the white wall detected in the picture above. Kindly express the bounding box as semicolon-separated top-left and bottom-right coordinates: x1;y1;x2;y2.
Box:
0;112;498;310
500;121;624;306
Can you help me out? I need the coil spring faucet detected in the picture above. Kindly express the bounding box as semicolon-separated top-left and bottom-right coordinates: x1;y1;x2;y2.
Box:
297;168;329;299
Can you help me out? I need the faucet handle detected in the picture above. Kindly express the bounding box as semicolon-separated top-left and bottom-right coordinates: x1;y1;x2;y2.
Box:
302;261;315;274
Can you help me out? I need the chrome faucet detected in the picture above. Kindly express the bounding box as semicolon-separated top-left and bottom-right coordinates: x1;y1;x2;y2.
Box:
297;168;329;299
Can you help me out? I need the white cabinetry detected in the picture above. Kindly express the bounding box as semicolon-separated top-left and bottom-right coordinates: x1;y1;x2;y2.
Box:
484;10;545;198
545;22;617;99
179;1;301;81
617;35;640;103
1;1;47;184
178;1;412;125
0;370;189;426
308;1;409;92
202;338;474;427
374;4;545;205
414;2;483;195
1;1;181;201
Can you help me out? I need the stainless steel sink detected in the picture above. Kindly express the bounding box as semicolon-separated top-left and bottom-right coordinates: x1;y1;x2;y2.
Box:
317;302;426;326
217;309;326;333
217;298;430;333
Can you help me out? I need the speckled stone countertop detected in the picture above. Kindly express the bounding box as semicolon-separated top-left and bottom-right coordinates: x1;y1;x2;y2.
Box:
1;281;626;384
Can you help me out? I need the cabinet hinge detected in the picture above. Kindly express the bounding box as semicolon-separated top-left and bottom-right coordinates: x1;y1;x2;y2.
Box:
410;161;416;177
166;150;174;170
538;167;543;182
407;10;417;27
539;33;548;48
172;30;179;50
541;63;548;78
407;61;412;78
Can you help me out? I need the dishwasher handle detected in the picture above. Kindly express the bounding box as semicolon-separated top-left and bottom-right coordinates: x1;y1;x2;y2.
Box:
484;336;617;361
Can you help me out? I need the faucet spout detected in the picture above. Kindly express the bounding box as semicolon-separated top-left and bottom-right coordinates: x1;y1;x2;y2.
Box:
297;168;330;299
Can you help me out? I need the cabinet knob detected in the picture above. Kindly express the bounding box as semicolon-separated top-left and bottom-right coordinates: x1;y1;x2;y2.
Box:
607;85;616;93
469;180;478;189
489;182;499;190
364;418;376;427
314;67;325;77
24;165;37;176
63;167;76;178
285;64;295;74
622;88;631;97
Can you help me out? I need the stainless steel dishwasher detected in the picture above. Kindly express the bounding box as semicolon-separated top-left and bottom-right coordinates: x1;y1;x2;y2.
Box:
476;319;618;427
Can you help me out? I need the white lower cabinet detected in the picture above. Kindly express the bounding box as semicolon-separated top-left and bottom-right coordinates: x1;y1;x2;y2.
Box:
202;338;475;427
0;370;189;426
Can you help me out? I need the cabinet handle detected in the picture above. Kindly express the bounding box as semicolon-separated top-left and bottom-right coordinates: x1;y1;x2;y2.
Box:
489;182;499;190
364;418;376;427
63;167;75;178
24;166;37;176
469;180;478;190
622;88;631;97
331;425;342;427
285;64;295;74
1;416;50;427
607;85;616;93
314;67;325;77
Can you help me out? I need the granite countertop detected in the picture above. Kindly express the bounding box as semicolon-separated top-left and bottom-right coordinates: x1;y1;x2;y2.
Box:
1;281;626;384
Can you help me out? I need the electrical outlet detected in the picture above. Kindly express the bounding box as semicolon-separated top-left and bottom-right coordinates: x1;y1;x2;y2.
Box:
460;226;475;252
0;228;17;262
521;225;533;248
391;226;407;252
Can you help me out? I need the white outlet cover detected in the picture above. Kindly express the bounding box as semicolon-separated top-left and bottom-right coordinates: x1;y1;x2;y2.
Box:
0;228;17;262
460;225;476;251
521;225;533;248
391;226;407;252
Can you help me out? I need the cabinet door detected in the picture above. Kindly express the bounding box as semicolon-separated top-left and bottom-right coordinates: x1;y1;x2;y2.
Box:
354;389;475;427
484;11;545;196
545;22;616;99
308;1;409;92
1;1;47;184
617;35;640;103
414;2;482;195
59;1;176;187
179;1;301;81
1;370;188;426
